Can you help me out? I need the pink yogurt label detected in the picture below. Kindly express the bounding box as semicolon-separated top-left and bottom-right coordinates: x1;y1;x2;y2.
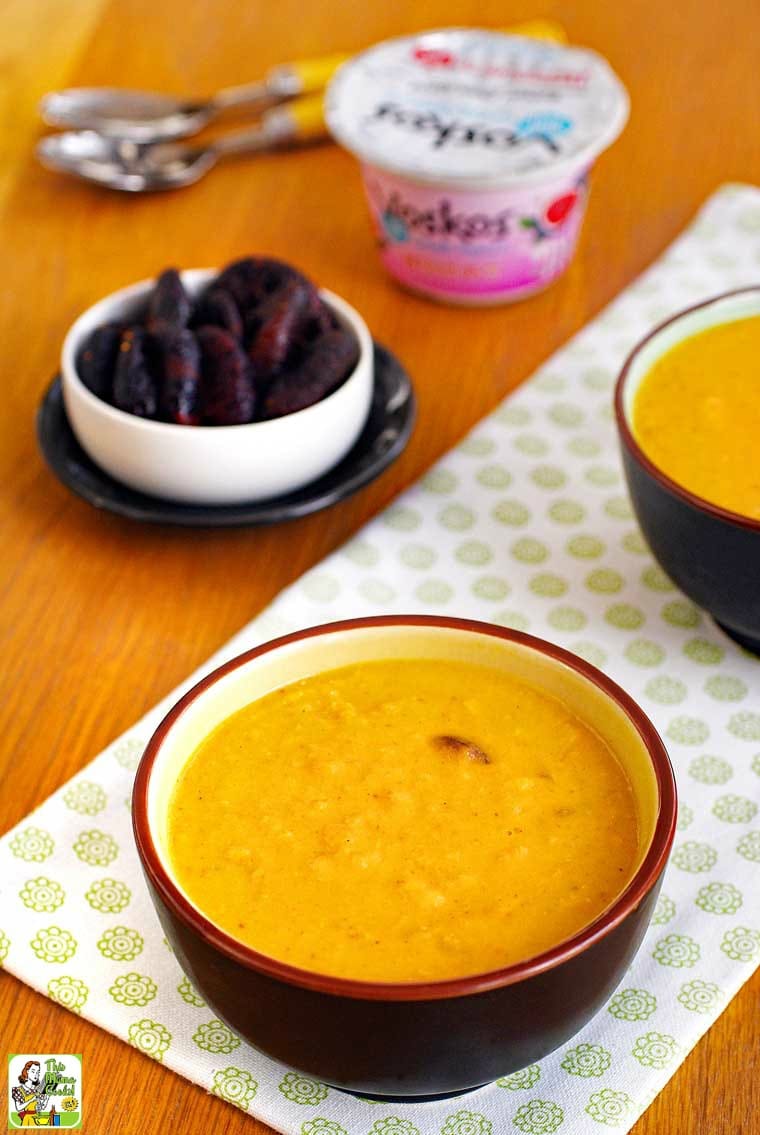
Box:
361;164;589;302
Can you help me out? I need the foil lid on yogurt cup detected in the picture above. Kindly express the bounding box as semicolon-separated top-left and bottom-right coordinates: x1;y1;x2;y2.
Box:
326;29;629;188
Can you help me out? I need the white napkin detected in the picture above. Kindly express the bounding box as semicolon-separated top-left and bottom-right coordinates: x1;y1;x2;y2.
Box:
2;183;760;1135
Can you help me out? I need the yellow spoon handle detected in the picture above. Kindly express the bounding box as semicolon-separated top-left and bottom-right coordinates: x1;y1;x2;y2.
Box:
275;92;329;142
267;53;355;97
505;18;567;43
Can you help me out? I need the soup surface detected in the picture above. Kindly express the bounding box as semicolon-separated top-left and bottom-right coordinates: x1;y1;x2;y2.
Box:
633;314;760;518
168;659;639;982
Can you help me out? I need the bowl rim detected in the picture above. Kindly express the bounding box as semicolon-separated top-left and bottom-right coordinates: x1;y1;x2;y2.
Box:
61;268;372;435
132;614;677;1002
614;285;760;534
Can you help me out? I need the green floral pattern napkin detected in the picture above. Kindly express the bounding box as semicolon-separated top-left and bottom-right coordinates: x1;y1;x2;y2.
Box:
2;184;760;1135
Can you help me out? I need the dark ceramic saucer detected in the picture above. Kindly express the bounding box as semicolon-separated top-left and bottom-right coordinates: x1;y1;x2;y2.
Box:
37;342;415;527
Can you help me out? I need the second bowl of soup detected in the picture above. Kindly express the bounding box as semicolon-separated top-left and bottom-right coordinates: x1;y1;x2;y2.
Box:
616;286;760;652
133;615;676;1097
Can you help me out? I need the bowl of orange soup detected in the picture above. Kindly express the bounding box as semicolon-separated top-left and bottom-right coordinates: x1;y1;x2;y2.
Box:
616;287;760;653
133;616;676;1097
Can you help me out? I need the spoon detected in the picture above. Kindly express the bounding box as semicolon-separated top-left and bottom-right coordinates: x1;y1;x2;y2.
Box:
40;53;348;142
36;95;328;192
39;22;566;144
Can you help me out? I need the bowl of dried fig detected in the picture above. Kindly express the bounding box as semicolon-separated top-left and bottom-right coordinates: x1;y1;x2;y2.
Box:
61;258;373;505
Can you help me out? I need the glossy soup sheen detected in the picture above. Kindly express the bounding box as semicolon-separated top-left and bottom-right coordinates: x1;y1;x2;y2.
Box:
633;314;760;519
168;659;639;982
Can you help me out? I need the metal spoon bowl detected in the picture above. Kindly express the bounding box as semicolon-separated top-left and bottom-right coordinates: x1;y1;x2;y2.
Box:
36;131;215;191
39;68;305;142
40;88;214;142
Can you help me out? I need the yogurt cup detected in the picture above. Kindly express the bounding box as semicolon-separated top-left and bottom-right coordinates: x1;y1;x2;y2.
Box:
326;30;629;305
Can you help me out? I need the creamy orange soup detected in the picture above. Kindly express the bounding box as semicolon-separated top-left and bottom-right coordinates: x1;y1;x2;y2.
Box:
633;314;760;519
168;659;639;982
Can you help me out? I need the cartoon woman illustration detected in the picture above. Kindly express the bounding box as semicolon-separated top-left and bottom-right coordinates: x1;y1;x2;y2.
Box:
11;1061;57;1126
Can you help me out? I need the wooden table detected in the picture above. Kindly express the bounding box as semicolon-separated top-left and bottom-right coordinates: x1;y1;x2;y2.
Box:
2;1;759;1131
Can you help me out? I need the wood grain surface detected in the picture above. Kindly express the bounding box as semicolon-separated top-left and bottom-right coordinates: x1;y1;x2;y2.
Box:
1;1;759;1132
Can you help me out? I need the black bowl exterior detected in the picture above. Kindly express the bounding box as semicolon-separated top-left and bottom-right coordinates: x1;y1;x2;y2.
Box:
621;447;760;651
147;872;662;1097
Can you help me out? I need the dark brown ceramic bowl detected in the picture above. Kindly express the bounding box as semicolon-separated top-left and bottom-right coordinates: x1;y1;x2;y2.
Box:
133;615;676;1099
615;287;760;654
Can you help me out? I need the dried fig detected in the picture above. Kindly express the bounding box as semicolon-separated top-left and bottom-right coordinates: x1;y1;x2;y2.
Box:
147;268;191;331
248;279;317;374
197;325;255;425
216;257;310;312
190;287;243;340
432;735;490;763
112;327;158;418
154;327;202;425
259;327;359;419
292;299;339;353
77;322;122;401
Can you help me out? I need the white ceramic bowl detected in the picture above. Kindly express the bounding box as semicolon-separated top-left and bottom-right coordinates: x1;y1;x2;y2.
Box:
61;269;374;505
